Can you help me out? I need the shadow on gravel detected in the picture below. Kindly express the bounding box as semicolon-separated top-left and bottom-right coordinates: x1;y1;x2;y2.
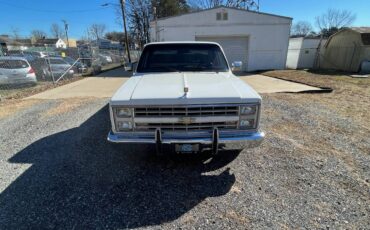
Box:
95;66;133;78
0;105;239;229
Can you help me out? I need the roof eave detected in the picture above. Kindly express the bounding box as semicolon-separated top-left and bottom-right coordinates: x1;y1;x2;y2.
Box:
151;5;292;23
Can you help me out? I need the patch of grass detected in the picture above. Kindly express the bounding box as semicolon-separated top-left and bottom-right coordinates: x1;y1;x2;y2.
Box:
263;69;369;90
42;98;95;117
0;99;41;119
262;70;370;127
0;77;83;101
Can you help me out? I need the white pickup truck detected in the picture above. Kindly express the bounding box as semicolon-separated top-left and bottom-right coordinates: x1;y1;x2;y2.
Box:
108;42;264;154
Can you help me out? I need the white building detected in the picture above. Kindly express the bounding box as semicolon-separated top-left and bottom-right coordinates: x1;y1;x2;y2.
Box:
150;6;292;71
91;38;123;50
55;39;67;49
286;37;327;69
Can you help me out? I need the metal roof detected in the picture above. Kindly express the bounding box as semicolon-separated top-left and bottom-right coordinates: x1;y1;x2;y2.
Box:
153;6;292;22
144;41;222;48
146;41;220;45
350;27;370;34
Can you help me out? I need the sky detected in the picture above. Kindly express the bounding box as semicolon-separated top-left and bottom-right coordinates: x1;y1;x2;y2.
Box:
0;0;369;39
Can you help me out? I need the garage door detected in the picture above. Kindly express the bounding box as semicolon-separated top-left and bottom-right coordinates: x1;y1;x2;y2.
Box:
196;36;249;71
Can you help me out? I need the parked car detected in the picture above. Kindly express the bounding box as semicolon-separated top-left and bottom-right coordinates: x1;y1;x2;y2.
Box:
33;51;58;58
8;52;37;62
6;52;50;80
98;54;113;65
0;57;37;86
63;56;88;73
107;42;264;155
91;58;102;75
46;57;74;78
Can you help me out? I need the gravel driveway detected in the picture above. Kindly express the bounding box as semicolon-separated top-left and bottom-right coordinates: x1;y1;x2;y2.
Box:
0;91;369;229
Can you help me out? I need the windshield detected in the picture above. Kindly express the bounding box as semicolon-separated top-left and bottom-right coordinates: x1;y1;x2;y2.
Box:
136;44;229;73
63;57;75;64
0;60;29;69
49;59;68;65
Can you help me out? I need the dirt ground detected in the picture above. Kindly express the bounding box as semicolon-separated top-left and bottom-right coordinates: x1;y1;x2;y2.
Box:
263;69;370;128
0;77;83;100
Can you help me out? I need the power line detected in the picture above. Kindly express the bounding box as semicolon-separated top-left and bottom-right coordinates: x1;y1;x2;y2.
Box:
0;0;109;13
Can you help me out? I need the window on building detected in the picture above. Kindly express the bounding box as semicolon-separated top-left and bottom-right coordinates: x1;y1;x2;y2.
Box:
361;33;370;45
216;11;228;21
216;12;222;20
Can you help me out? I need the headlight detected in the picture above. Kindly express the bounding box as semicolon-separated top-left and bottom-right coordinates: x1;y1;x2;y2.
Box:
240;105;257;115
116;108;132;117
117;121;133;131
239;119;255;129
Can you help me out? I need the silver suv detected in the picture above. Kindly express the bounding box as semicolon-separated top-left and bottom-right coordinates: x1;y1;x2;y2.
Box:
0;57;37;85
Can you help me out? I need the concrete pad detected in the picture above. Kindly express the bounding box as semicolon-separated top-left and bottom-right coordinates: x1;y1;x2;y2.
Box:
28;68;322;100
27;77;128;99
240;74;321;93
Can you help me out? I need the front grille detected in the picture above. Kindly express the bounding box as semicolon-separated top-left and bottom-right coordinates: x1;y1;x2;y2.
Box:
135;121;238;131
134;105;240;132
134;106;239;117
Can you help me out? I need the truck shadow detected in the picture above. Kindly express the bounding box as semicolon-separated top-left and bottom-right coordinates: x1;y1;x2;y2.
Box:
0;105;240;229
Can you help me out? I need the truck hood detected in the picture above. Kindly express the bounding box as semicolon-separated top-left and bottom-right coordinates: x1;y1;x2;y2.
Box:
110;72;261;106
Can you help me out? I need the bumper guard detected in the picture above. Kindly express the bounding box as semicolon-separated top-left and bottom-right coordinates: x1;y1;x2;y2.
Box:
108;129;265;153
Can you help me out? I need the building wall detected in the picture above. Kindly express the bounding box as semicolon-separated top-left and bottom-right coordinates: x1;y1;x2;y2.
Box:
68;39;77;48
286;38;303;69
286;38;326;69
150;7;292;71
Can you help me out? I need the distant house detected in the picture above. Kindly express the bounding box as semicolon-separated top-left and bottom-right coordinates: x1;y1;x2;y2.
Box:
0;35;32;51
55;39;77;49
91;38;124;50
286;37;327;69
67;39;77;48
321;27;370;72
56;39;67;48
33;38;59;47
0;36;8;55
110;41;123;50
91;38;111;49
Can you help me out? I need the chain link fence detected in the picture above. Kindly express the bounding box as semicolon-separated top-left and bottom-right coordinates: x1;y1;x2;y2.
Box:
0;41;140;100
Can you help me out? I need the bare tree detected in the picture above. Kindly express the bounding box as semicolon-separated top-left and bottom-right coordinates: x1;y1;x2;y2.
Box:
88;24;107;40
315;9;356;31
50;23;64;38
291;21;313;37
30;30;47;40
189;0;258;10
10;27;20;40
126;0;151;48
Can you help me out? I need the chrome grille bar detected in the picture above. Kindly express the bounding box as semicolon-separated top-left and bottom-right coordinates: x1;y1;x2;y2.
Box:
134;106;239;117
135;121;238;131
133;105;240;132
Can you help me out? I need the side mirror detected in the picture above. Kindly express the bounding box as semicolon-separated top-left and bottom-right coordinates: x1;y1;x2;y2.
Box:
231;61;243;72
124;62;133;71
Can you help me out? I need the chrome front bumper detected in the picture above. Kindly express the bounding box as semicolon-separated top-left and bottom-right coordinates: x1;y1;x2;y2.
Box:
107;130;265;149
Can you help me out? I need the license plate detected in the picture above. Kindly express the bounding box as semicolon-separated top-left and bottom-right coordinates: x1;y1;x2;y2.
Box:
175;144;199;153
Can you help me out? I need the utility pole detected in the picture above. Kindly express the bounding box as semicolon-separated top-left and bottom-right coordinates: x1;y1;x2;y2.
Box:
62;20;69;49
154;7;158;42
119;0;131;63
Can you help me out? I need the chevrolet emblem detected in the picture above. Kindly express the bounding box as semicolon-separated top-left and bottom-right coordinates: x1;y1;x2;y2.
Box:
178;117;195;125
